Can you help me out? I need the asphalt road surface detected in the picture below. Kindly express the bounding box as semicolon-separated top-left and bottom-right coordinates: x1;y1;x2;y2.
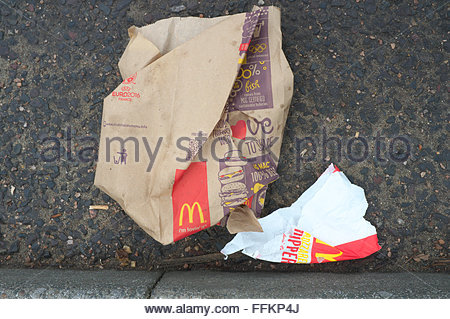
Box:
0;0;448;272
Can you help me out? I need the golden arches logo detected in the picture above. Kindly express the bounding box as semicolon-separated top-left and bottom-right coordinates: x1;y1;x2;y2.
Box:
179;202;206;226
315;251;343;262
314;239;343;262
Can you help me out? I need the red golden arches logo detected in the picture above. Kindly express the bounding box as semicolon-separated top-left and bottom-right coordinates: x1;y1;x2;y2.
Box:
172;162;211;241
311;238;343;263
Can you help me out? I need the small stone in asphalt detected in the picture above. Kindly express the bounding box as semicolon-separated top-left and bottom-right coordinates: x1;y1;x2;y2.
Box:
31;242;40;252
365;0;377;15
171;5;186;13
325;57;336;69
98;3;111;15
8;241;19;254
12;143;22;155
393;99;402;111
384;165;396;176
144;13;152;24
0;43;9;58
331;0;345;7
397;4;412;16
310;63;319;71
0;241;7;255
386;116;395;123
114;0;132;13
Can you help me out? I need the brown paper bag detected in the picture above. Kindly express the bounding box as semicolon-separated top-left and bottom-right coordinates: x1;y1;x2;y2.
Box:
94;6;294;245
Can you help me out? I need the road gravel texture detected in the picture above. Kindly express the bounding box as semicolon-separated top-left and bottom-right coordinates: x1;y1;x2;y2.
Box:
0;0;448;273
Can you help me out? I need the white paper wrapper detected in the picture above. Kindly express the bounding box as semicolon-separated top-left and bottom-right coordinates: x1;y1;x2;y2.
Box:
221;164;381;263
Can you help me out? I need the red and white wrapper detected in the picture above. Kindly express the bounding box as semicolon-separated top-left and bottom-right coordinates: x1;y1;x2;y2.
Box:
221;164;381;263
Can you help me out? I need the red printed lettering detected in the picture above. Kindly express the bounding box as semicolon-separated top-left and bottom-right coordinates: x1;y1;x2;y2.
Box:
282;251;297;259
287;246;299;253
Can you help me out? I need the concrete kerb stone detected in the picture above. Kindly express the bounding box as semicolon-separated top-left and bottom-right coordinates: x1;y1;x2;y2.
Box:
0;269;448;299
0;268;163;298
150;271;450;299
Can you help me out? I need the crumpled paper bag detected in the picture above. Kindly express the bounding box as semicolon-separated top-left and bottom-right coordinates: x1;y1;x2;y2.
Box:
94;6;293;244
221;164;381;263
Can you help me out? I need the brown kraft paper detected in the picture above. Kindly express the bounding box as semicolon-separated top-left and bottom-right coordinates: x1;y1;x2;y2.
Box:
94;6;294;245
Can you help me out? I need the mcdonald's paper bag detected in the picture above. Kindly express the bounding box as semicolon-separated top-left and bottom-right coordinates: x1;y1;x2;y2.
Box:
94;6;294;245
221;164;381;263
